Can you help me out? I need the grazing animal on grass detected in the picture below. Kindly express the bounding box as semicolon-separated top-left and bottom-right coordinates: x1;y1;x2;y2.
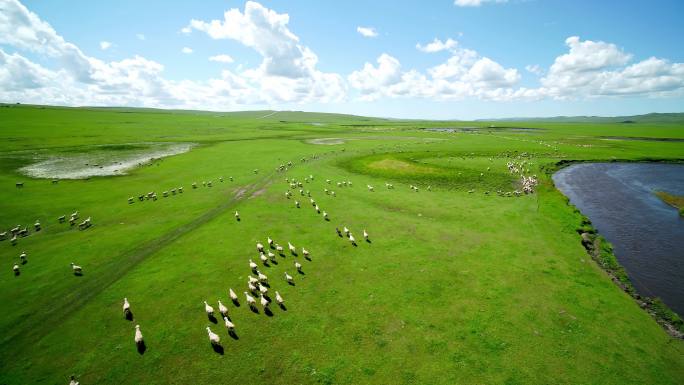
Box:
134;325;144;347
258;272;268;283
295;261;302;272
223;316;235;331
206;326;220;345
267;237;274;247
123;298;131;318
295;200;300;208
248;275;259;285
288;242;296;254
285;272;294;284
276;244;284;254
275;291;284;305
69;375;79;385
349;235;357;246
256;243;264;253
343;227;350;236
218;300;228;317
323;211;328;220
204;301;215;317
260;253;268;264
13;264;19;275
260;294;270;308
363;229;369;241
229;288;238;302
249;259;258;271
244;292;256;306
268;251;276;262
19;252;27;264
248;282;257;293
258;283;268;295
302;248;310;258
70;263;82;275
235;211;240;221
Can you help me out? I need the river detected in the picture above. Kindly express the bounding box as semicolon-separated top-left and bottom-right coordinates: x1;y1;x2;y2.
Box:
553;162;684;315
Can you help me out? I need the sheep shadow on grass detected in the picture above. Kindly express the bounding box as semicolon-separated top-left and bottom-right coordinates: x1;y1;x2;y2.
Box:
232;299;240;307
304;255;311;261
264;307;274;317
279;303;287;311
228;330;239;340
297;270;306;275
366;239;372;244
124;309;134;321
73;271;83;277
136;341;146;355
208;314;218;324
211;343;224;355
249;305;260;314
287;281;296;287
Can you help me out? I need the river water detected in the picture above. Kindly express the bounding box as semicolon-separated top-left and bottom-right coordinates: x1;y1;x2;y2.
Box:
553;163;684;315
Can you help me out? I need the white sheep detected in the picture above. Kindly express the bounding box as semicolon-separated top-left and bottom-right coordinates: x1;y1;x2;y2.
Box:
218;300;228;316
248;281;257;293
256;242;264;252
235;211;240;220
260;294;270;308
363;229;369;240
295;200;300;208
268;251;276;261
223;316;235;331
323;211;328;220
206;326;220;345
249;259;258;271
260;253;268;264
229;288;238;302
244;292;256;306
288;242;296;254
275;291;284;305
123;298;131;317
349;234;357;246
70;263;82;275
267;237;273;247
284;272;294;284
13;264;19;275
302;248;310;258
258;283;268;294
315;205;320;213
257;272;268;282
248;275;258;285
69;375;79;385
204;301;215;317
276;244;284;253
343;227;350;236
134;324;144;346
295;261;302;272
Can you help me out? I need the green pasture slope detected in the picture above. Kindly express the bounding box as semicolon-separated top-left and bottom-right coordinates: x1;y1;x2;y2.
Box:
0;104;683;384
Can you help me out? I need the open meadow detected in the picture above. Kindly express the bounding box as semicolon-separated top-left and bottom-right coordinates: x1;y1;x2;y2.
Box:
1;105;683;384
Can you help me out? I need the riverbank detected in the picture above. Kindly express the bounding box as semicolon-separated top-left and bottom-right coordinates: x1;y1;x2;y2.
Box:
549;160;684;338
655;191;684;216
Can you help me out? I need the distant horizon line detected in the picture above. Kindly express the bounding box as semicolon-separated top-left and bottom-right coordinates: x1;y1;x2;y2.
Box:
2;102;683;122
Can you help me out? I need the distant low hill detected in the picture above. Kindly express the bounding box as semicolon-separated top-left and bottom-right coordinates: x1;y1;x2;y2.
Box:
479;112;684;124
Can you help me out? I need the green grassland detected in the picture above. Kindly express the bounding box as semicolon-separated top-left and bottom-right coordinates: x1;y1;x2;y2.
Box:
0;104;683;384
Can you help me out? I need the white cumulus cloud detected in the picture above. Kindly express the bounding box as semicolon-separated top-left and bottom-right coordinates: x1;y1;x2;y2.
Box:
209;54;234;63
99;41;112;50
416;38;458;53
454;0;508;7
356;26;378;38
181;47;193;54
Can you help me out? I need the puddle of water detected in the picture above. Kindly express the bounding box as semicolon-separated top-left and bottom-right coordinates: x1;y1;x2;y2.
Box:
18;142;195;179
307;138;346;145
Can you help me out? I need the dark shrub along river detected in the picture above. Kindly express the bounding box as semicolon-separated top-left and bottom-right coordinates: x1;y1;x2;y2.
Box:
553;163;684;315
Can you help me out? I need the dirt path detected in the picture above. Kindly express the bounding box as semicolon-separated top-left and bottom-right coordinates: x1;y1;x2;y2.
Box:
0;173;275;355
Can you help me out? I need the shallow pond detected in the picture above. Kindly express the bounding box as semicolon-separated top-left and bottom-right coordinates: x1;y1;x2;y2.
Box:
18;142;194;179
553;163;684;315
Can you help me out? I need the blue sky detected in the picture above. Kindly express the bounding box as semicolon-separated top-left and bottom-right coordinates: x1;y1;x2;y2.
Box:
1;0;683;119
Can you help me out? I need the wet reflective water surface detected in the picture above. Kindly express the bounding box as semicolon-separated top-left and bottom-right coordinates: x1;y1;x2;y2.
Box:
554;163;684;315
